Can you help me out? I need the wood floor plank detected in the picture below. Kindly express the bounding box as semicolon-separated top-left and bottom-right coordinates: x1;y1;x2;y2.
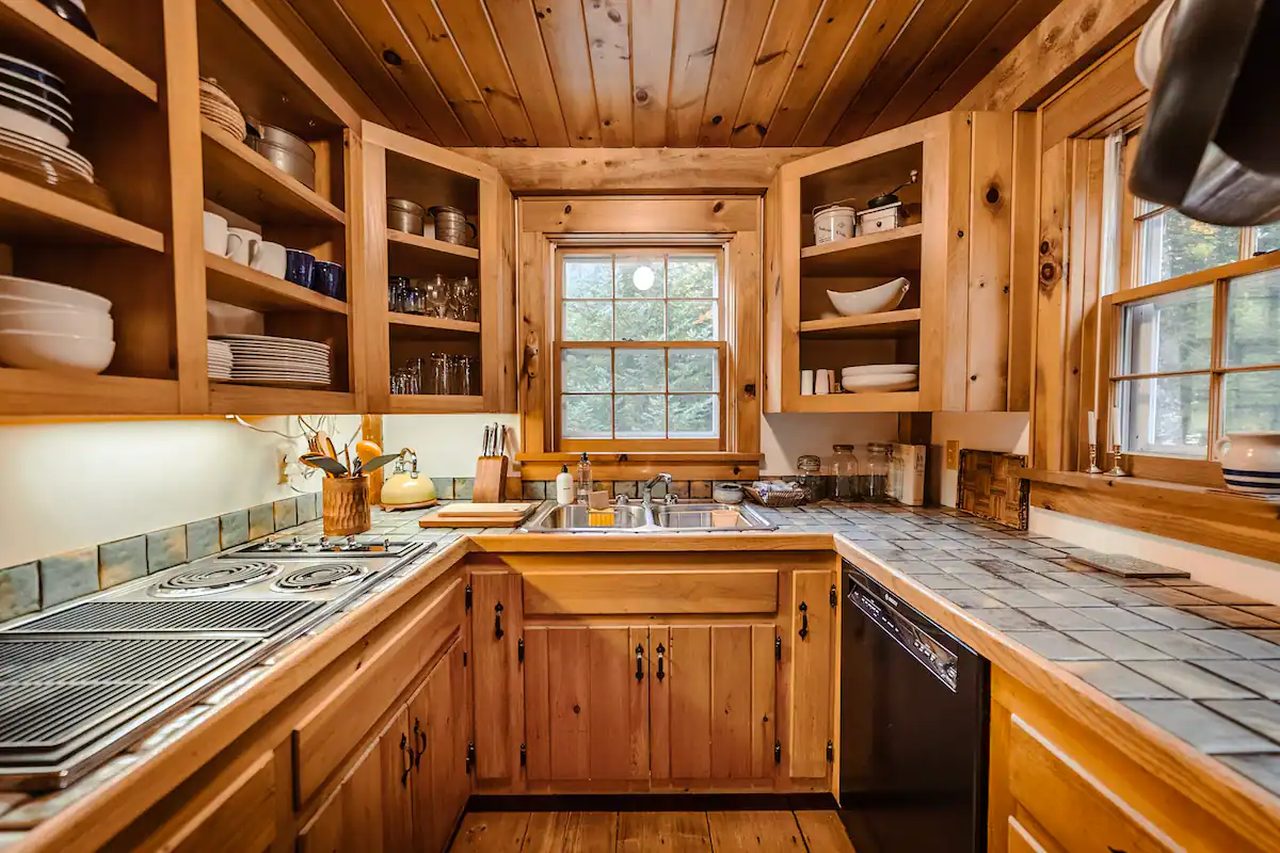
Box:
452;812;532;852
522;812;618;852
616;811;712;852
706;811;805;850
794;810;856;852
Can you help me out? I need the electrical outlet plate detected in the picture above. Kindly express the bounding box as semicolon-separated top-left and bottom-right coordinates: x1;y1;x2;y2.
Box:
278;454;289;485
945;440;960;470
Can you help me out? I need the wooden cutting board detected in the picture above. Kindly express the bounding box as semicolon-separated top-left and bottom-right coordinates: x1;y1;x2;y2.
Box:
434;502;533;517
419;502;536;528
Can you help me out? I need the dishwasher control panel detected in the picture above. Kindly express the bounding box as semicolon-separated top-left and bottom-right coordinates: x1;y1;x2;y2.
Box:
845;567;959;691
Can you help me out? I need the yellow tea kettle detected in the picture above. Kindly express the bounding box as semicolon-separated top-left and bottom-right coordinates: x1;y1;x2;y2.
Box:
380;448;437;507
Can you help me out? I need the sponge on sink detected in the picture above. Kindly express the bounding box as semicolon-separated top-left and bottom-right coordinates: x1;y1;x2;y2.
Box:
587;508;615;527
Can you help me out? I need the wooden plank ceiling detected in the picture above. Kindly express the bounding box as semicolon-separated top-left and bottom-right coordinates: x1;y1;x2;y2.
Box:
262;0;1061;147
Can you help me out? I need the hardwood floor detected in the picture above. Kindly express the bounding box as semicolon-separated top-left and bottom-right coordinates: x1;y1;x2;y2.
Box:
449;810;854;852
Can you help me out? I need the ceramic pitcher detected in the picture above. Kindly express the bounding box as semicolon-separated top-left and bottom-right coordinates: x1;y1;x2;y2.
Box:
1216;432;1280;496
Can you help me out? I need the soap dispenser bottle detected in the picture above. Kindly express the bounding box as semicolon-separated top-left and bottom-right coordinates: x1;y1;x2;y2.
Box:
577;452;592;504
555;464;574;505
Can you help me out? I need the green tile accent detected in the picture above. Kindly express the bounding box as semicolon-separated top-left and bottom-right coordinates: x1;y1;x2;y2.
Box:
614;480;639;499
39;547;98;606
98;536;147;589
670;480;692;499
521;480;546;500
453;478;474;500
297;492;320;522
248;503;274;540
185;518;220;560
431;478;454;500
690;480;713;499
273;497;298;531
147;527;187;574
0;562;39;622
219;511;249;548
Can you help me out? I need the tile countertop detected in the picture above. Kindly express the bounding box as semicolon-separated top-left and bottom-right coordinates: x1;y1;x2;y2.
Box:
4;500;1280;844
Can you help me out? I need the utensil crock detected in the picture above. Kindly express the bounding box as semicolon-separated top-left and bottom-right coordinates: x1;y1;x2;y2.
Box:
322;475;371;537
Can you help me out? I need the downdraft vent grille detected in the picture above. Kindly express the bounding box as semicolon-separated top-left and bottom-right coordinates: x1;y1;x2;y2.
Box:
10;600;323;635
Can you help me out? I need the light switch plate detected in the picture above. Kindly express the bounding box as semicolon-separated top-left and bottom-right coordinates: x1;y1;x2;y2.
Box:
945;440;960;470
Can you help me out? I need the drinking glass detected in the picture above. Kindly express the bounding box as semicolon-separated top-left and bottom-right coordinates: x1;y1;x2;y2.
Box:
423;274;450;319
457;355;475;395
428;352;449;395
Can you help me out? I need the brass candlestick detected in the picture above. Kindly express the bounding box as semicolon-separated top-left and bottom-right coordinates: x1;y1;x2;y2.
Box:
1108;444;1129;477
1086;443;1103;474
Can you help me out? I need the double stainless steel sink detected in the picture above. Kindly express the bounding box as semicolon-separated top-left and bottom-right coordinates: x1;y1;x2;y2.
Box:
523;501;775;533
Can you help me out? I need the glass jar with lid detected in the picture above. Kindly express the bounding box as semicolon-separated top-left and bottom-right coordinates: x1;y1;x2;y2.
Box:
830;445;860;500
863;443;893;502
796;454;827;501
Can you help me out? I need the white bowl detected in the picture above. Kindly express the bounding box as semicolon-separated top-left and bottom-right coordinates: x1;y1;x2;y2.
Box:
0;80;72;125
827;277;910;316
842;372;919;393
843;363;918;376
0;329;114;373
0;101;68;148
0;308;112;339
0;276;111;313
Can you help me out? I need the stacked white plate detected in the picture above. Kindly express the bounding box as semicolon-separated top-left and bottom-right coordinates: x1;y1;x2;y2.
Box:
207;338;232;380
213;334;331;387
842;363;919;393
0;275;114;374
199;78;245;144
0;52;73;148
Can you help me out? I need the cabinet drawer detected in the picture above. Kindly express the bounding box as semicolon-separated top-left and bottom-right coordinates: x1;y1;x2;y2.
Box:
1008;714;1176;853
522;570;778;615
292;579;464;806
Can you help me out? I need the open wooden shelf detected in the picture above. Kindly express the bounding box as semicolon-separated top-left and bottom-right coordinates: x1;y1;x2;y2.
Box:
389;312;480;338
0;0;158;102
209;381;355;414
800;308;921;339
800;223;923;277
205;252;348;314
788;391;922;413
388;394;485;414
0;171;165;250
200;120;345;227
387;229;480;276
0;368;178;415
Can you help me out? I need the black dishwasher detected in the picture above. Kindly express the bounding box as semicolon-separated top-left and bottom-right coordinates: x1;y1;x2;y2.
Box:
839;561;989;852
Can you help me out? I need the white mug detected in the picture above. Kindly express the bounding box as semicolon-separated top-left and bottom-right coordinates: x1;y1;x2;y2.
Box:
226;227;259;266
250;240;287;279
202;211;228;255
815;369;831;395
800;369;814;396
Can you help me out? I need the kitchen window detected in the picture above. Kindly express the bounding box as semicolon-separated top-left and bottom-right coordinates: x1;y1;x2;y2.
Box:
555;249;725;450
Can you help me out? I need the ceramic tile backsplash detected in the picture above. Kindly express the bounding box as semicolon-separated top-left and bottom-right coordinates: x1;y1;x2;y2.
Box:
39;547;98;607
432;478;454;500
452;478;474;500
0;562;39;621
146;527;187;574
219;511;249;548
248;503;274;540
185;519;220;561
97;536;147;589
522;480;546;500
272;497;298;531
297;493;320;523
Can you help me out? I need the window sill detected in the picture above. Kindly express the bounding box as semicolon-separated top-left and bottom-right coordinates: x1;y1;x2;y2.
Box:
517;451;763;482
1017;468;1280;563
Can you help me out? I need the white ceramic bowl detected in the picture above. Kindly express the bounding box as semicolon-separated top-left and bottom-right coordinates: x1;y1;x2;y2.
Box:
0;275;111;313
827;277;910;316
0;329;114;373
843;363;918;376
842;372;919;393
0;101;68;147
0;308;112;339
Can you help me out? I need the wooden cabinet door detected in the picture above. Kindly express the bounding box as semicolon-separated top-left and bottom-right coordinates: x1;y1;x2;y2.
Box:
523;625;650;782
408;639;470;853
788;569;835;779
298;710;413;852
469;571;523;782
650;624;777;783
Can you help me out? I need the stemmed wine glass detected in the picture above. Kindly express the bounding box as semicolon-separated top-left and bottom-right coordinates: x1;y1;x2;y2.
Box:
422;274;450;319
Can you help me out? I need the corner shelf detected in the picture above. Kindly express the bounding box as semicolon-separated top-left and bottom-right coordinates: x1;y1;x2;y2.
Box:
388;312;480;338
800;223;924;277
205;252;348;314
388;394;485;413
788;391;922;413
200;120;345;227
0;0;158;102
0;171;165;251
799;308;921;339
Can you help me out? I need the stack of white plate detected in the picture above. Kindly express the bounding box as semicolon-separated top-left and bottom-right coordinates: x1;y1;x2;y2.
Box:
842;363;919;393
207;339;232;380
213;334;331;387
0;275;114;374
200;78;245;144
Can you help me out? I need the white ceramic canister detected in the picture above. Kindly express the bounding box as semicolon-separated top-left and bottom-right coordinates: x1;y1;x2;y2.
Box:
813;204;856;244
1216;432;1280;496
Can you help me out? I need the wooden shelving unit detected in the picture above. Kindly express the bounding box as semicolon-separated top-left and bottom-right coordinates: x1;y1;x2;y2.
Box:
799;223;923;276
387;394;486;414
788;391;922;414
388;312;480;337
0;369;178;415
205;253;349;314
209;382;355;415
799;308;921;339
0;172;165;250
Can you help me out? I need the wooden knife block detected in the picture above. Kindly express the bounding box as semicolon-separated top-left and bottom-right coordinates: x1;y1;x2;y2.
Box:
473;455;508;503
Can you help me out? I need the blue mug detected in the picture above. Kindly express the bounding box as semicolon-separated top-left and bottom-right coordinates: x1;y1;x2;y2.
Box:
285;249;314;287
311;260;346;300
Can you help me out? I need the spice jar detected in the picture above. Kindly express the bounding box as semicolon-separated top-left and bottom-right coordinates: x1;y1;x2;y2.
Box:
863;443;893;502
797;454;827;501
830;444;860;500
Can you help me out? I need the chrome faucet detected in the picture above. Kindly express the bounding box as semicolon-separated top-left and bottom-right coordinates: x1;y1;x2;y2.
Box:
641;472;673;510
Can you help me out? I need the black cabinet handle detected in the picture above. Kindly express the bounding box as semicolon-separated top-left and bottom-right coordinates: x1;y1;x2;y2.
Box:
799;602;809;639
413;717;426;769
494;602;505;639
656;643;666;681
399;732;412;786
635;643;644;681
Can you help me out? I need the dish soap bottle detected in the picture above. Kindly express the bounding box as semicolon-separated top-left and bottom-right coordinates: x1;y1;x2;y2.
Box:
555;464;574;506
577;452;592;504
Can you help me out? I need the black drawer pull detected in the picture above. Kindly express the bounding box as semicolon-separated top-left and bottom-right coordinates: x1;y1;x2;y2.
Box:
399;733;412;786
635;643;644;681
494;602;505;639
413;717;426;769
656;643;666;681
799;602;809;639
